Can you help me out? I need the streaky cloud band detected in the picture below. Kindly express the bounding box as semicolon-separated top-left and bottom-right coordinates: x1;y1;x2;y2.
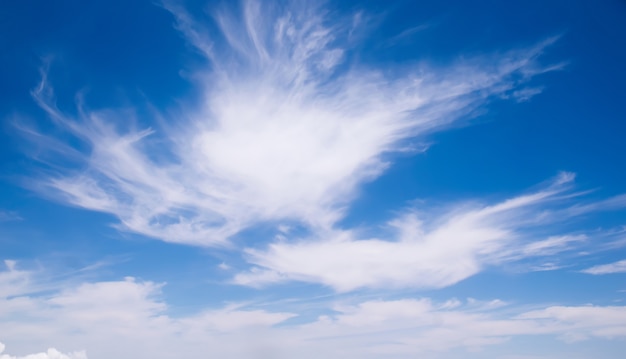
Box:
235;172;626;291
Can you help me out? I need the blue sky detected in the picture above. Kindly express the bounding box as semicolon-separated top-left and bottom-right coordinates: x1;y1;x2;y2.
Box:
1;0;626;358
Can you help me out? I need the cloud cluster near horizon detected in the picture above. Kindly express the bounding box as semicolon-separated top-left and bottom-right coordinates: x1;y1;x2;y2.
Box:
5;0;626;358
0;343;85;359
1;262;626;359
23;0;562;248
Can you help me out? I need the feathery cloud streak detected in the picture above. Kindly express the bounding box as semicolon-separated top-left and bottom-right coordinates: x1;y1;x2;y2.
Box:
582;260;626;275
235;173;626;291
25;1;559;246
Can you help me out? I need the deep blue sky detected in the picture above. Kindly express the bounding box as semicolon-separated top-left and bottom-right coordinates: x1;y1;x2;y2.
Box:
1;1;626;358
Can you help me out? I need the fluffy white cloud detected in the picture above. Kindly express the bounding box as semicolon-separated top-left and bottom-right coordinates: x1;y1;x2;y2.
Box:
235;173;624;291
0;343;86;359
3;263;626;359
581;259;626;275
0;262;297;359
23;1;560;246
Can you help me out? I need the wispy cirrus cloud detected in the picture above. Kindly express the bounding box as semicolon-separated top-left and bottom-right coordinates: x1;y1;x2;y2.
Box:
0;211;21;222
21;0;562;246
235;173;626;291
0;260;33;300
582;259;626;275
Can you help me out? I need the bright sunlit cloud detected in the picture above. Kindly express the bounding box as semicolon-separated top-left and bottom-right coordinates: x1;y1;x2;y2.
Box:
2;0;626;358
234;173;625;291
0;343;86;359
1;263;626;359
24;1;561;246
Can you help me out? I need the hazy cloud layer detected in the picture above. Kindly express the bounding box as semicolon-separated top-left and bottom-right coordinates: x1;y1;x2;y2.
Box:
0;211;21;222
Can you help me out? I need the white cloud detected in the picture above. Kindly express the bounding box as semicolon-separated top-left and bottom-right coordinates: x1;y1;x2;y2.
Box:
300;300;626;354
45;277;166;329
2;263;626;359
234;173;623;291
522;234;587;256
179;306;295;333
0;263;295;359
510;86;544;102
0;260;32;299
519;305;626;340
581;260;626;275
0;343;86;359
22;1;560;246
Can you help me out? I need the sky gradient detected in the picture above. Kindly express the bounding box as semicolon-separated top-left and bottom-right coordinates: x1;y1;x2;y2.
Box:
1;1;626;358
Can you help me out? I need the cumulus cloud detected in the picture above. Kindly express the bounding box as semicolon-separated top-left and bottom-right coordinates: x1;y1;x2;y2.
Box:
581;259;626;275
2;265;626;359
234;173;625;291
0;263;295;359
0;343;86;359
23;0;561;246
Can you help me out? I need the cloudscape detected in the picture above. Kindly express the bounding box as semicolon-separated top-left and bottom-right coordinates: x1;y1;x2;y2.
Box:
1;1;626;358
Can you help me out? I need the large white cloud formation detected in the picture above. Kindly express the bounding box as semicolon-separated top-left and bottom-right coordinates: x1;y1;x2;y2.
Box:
1;262;626;359
235;172;626;291
24;0;560;246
